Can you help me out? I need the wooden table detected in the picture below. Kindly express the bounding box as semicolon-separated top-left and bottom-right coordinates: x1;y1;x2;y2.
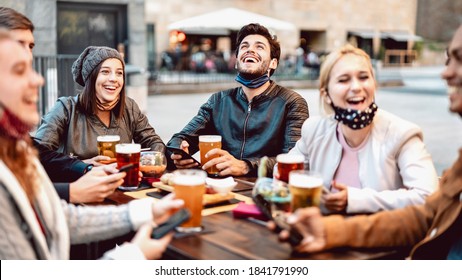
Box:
104;177;407;260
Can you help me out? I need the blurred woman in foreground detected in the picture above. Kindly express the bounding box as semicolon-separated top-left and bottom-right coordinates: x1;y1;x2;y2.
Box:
0;31;183;259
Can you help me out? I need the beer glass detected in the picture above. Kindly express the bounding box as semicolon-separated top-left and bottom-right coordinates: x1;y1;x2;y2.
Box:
276;153;304;183
97;135;120;164
172;169;207;232
116;143;141;191
199;135;222;175
289;170;323;211
139;151;167;184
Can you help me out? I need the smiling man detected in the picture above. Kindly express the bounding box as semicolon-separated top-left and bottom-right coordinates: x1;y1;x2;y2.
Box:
168;23;309;177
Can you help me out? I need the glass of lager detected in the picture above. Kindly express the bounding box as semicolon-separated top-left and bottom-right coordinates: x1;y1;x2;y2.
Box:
289;170;323;211
116;143;141;191
172;169;207;233
199;135;222;176
97;135;120;164
276;153;304;183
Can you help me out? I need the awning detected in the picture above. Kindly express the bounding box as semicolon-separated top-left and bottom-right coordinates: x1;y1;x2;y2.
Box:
349;30;377;39
382;31;423;42
168;8;297;35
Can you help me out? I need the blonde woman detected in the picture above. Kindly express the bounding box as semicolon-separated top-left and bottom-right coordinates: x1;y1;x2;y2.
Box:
288;44;437;214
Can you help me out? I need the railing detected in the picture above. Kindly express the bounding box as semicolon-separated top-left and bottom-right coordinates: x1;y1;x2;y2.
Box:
33;55;79;117
33;54;319;116
383;50;417;67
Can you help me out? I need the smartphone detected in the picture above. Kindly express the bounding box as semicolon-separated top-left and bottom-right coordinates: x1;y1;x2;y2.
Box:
167;146;202;168
151;208;191;239
118;163;135;173
252;193;303;246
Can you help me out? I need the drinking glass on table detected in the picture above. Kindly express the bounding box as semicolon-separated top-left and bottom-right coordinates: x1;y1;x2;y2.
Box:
254;177;291;216
97;135;120;164
116;143;141;191
199;135;222;176
139;151;167;185
276;153;304;183
289;170;323;211
172;169;207;233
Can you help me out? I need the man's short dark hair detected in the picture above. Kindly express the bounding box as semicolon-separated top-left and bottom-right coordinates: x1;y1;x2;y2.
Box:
235;23;281;76
0;7;34;32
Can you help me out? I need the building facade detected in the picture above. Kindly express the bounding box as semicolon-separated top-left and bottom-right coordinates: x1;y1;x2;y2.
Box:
1;0;148;111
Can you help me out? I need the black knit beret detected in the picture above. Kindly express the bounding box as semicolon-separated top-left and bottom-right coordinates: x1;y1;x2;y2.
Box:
71;46;124;86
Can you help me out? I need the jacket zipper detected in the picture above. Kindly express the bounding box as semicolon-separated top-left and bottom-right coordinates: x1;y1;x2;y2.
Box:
240;101;252;159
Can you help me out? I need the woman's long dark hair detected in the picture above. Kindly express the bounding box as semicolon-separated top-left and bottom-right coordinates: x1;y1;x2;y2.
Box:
78;61;126;119
0;136;39;203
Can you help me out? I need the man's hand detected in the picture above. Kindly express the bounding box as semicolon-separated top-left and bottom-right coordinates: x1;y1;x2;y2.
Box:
202;148;249;176
171;140;199;169
268;207;327;253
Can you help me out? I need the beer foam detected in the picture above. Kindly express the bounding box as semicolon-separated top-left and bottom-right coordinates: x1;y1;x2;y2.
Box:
277;154;304;164
199;135;222;143
97;135;120;142
115;143;141;154
289;173;323;188
173;175;205;186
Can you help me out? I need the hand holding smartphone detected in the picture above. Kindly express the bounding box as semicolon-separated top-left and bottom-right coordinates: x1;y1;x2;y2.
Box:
151;208;191;239
252;194;303;246
167;146;202;168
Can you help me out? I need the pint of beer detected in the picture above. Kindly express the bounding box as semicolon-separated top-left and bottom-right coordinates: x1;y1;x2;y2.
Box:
172;169;207;232
289;170;323;211
116;143;141;191
199;135;222;175
276;153;305;183
97;135;120;164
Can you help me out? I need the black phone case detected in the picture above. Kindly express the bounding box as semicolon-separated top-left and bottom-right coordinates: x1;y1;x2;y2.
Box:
252;194;303;246
118;163;135;173
151;208;191;239
166;146;201;167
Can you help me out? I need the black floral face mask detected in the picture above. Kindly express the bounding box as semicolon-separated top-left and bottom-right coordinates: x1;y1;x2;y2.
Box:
331;101;378;130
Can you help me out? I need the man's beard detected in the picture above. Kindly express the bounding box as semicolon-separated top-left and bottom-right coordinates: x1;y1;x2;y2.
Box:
236;60;270;80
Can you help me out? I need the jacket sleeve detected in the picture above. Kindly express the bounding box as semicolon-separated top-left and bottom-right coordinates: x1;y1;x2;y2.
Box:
323;191;436;250
34;98;69;152
347;133;438;213
32;138;89;183
63;198;154;245
243;92;310;176
129;100;166;154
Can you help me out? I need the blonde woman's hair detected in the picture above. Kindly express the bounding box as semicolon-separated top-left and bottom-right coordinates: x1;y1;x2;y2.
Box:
318;44;375;115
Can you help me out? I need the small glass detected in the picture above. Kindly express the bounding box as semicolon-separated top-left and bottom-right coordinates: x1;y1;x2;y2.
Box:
139;151;167;185
253;177;292;216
